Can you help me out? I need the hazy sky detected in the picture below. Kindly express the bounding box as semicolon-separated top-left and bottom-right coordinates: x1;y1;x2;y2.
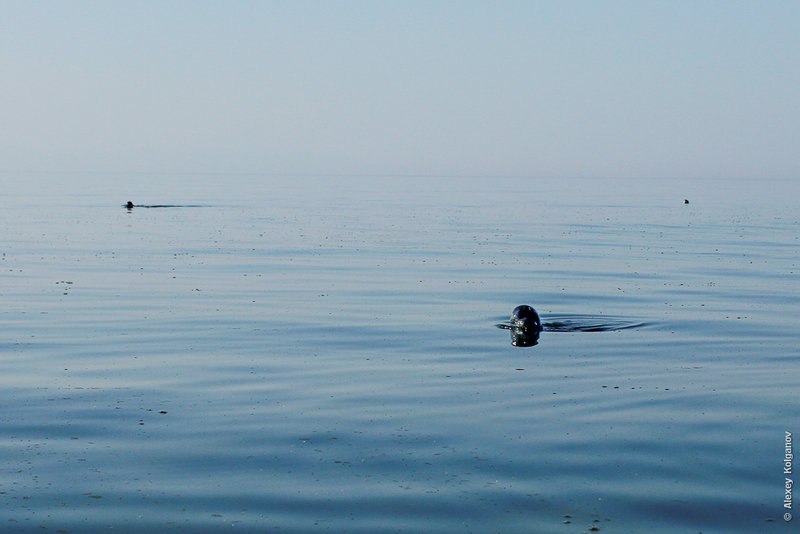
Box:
2;1;798;179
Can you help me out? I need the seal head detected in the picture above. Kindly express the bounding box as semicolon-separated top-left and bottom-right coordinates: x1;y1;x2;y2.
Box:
126;201;134;209
511;305;542;332
510;305;542;347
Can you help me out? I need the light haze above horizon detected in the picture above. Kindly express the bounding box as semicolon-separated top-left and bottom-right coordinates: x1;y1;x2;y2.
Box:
2;1;798;180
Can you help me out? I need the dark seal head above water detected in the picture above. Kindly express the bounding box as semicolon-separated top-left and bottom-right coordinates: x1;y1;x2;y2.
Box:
511;305;542;332
510;305;542;347
126;201;134;209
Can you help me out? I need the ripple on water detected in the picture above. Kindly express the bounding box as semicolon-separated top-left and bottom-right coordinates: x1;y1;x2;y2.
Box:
541;314;651;332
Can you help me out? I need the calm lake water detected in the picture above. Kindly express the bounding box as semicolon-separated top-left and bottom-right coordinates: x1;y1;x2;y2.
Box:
2;173;798;533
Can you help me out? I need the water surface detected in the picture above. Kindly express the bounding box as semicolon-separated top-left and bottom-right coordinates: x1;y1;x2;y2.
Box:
1;174;798;533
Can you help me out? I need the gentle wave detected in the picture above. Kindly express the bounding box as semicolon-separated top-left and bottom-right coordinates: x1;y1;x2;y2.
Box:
2;175;797;533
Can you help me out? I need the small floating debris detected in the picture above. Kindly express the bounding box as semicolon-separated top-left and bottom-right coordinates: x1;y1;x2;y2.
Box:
56;280;74;295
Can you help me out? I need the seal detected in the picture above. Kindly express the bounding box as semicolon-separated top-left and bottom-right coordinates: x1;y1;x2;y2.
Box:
509;305;542;347
123;202;203;209
511;305;542;332
497;307;646;347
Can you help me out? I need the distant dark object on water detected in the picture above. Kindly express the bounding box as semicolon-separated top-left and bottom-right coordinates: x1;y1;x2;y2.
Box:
683;199;690;204
508;305;542;347
124;201;204;209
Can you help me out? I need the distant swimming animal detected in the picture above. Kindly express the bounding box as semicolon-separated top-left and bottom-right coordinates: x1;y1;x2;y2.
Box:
509;305;542;347
124;201;203;209
683;199;690;204
497;306;647;347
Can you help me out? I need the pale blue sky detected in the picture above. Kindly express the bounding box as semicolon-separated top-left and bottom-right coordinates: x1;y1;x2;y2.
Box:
2;1;798;179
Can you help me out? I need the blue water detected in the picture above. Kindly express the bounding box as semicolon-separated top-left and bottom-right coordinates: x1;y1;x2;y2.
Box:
1;174;798;533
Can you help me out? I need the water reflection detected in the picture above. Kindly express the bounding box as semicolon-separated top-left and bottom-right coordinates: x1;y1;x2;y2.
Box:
510;326;540;347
